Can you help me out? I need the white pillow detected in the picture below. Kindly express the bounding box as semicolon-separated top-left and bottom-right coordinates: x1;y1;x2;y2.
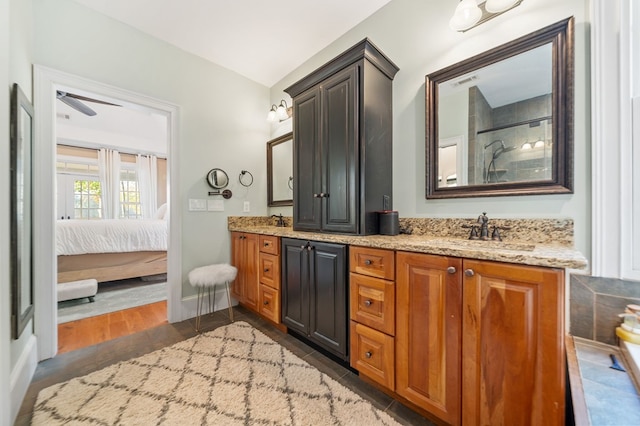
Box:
154;203;168;220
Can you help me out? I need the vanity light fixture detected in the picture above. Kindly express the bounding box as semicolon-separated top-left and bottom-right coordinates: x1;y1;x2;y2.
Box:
267;99;293;122
450;0;524;32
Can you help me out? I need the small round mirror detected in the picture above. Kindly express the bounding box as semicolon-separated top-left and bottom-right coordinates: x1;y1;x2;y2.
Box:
206;168;229;189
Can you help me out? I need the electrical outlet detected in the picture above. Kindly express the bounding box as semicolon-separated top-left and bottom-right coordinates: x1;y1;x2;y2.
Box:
243;201;250;212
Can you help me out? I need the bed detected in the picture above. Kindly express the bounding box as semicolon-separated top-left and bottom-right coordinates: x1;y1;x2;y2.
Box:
56;219;168;284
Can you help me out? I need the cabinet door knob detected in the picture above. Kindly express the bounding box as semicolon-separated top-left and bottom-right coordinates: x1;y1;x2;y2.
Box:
364;300;372;307
264;242;270;247
264;268;269;272
365;351;372;359
464;269;475;277
313;193;320;198
263;300;269;305
300;245;306;250
364;259;372;265
447;266;456;274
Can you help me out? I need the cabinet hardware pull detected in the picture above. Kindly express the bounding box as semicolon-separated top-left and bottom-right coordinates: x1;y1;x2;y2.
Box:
364;300;372;307
365;351;372;359
307;245;313;251
464;269;475;277
263;301;269;305
447;266;456;274
300;245;306;249
264;268;269;272
313;193;319;198
364;259;372;265
264;242;270;246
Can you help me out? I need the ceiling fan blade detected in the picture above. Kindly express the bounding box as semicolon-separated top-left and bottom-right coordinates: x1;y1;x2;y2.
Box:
56;91;97;116
67;93;121;107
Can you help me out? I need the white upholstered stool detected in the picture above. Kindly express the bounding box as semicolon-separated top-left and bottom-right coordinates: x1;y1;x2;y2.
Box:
188;264;237;331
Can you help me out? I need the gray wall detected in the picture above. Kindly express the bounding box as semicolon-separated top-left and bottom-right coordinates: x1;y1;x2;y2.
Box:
269;0;591;261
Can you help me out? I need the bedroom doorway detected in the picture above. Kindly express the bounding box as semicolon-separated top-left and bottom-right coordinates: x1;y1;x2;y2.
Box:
34;66;182;361
55;88;169;351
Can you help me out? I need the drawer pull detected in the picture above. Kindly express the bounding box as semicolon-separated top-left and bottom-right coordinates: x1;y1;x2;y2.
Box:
364;300;373;307
464;269;475;277
447;266;456;274
264;242;270;247
264;268;269;272
364;259;373;265
263;300;269;305
365;351;372;359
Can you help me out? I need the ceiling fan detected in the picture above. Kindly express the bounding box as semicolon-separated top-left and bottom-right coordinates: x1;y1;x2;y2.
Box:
56;91;120;116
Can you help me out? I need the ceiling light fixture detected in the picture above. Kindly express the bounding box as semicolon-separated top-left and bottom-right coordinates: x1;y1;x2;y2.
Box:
267;99;292;122
450;0;524;32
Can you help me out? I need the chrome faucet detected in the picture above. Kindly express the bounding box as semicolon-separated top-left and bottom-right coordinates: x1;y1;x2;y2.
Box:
271;214;286;227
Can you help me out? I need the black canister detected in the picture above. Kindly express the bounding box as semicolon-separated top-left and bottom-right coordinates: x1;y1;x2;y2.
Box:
378;210;399;235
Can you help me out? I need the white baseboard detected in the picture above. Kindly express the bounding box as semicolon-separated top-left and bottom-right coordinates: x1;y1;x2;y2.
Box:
10;334;37;424
180;287;237;322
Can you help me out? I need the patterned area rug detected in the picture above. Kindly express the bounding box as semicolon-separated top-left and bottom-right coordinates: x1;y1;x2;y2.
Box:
32;321;400;425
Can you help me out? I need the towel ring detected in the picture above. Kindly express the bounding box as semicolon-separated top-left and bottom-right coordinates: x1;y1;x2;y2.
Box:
239;170;254;187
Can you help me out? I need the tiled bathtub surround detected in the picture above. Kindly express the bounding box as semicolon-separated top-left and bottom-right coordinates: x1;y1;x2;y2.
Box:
570;274;640;345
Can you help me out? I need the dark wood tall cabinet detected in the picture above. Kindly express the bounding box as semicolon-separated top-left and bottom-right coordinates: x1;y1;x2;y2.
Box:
281;237;348;360
285;39;399;235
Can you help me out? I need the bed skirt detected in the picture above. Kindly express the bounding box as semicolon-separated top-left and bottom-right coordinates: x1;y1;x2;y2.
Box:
57;251;167;284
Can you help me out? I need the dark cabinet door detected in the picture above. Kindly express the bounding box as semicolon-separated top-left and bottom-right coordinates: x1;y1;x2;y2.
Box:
293;88;322;231
281;238;309;335
321;66;358;234
309;241;348;359
281;238;348;360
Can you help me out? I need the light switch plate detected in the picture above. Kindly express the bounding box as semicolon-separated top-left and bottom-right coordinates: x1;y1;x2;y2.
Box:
188;199;206;211
208;199;224;211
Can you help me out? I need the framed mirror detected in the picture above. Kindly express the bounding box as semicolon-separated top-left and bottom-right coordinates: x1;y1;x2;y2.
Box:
206;168;229;189
267;132;293;207
426;17;574;198
10;83;34;339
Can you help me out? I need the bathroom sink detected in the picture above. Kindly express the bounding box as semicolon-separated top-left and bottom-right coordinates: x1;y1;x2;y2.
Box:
426;238;536;252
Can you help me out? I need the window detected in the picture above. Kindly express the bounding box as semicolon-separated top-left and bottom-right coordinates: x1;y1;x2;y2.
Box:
56;159;102;220
119;168;142;219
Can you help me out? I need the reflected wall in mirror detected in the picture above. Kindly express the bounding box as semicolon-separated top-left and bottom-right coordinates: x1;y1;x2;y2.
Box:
426;17;574;198
11;83;34;339
267;132;293;207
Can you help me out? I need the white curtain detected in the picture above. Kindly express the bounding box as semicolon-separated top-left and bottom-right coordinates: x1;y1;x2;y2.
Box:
136;154;158;219
98;148;121;219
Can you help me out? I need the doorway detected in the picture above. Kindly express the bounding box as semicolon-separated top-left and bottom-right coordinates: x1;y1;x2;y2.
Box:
34;66;182;361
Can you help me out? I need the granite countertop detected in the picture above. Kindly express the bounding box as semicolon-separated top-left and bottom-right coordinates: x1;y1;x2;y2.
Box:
568;336;640;425
227;223;588;270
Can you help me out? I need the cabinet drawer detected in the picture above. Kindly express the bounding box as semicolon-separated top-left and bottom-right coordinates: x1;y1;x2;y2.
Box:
259;284;280;324
350;321;395;390
350;273;395;335
350;246;394;280
259;253;280;290
259;235;279;255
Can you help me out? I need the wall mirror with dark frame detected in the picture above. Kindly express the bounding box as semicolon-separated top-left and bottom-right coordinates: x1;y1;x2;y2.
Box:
426;17;574;199
10;83;34;339
267;132;293;207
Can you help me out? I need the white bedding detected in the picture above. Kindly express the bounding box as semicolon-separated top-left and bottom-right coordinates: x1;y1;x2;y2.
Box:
56;219;167;256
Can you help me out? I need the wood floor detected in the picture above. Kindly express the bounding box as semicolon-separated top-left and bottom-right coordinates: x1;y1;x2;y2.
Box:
57;301;167;354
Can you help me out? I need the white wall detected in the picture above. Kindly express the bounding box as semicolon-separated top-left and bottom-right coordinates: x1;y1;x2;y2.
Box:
32;0;271;297
1;0;12;422
270;0;591;261
8;0;37;423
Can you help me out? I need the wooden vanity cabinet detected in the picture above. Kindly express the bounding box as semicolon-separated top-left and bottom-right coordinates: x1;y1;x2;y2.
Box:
395;252;565;426
281;237;348;360
349;246;396;389
230;231;259;311
258;235;281;324
285;39;399;235
395;252;462;426
461;259;565;426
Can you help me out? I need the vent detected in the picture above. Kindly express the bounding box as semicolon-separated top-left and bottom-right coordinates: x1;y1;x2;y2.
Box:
451;75;478;87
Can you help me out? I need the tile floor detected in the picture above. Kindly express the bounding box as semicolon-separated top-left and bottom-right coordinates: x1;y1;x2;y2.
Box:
16;306;435;426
